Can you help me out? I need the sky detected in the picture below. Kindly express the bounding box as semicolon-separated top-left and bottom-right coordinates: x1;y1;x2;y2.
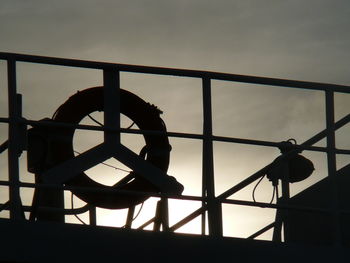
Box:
0;0;350;239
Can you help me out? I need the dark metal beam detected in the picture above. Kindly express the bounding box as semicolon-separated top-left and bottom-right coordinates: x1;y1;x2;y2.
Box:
325;90;341;245
248;222;276;239
7;59;23;220
103;69;120;144
113;144;183;194
0;52;349;93
202;77;222;236
4;117;349;154
0;140;8;154
42;143;112;184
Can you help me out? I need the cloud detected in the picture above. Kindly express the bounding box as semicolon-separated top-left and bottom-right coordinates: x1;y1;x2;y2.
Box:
1;0;349;81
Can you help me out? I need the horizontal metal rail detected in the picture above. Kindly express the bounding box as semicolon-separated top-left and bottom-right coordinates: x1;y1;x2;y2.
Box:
0;115;349;155
1;52;350;93
1;180;349;215
0;201;91;215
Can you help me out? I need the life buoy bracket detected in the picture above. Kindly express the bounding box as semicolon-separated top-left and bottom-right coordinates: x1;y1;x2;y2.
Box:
42;86;177;209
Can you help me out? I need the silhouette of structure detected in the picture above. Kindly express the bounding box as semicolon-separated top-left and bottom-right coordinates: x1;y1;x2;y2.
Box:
28;86;183;222
0;52;350;262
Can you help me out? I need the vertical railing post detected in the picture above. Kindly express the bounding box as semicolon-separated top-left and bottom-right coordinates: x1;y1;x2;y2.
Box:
202;77;222;236
125;206;135;229
325;90;341;245
160;197;169;231
280;163;290;242
89;206;97;226
272;162;290;242
103;68;120;145
153;198;169;232
7;58;23;220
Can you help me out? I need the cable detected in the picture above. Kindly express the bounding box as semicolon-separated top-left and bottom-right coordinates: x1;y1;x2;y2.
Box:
269;186;276;204
70;178;145;227
87;113;135;130
75;113;135;173
87;113;103;126
75;113;137;173
73;150;131;173
122;202;145;228
71;147;135;225
252;174;265;202
132;202;144;221
71;192;87;225
76;113;138;173
126;121;135;129
252;174;279;204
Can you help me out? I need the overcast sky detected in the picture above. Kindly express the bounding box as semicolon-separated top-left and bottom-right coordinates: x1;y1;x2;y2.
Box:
1;0;350;238
1;0;349;81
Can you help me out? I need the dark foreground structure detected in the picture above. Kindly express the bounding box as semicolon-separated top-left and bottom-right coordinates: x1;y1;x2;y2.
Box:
1;218;349;263
0;52;349;262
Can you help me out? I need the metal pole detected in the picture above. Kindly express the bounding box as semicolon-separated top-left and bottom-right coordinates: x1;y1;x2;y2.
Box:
89;206;97;226
280;163;290;242
202;77;222;236
272;207;282;242
125;206;135;229
325;90;341;245
7;59;23;220
161;197;169;231
153;201;162;231
201;134;207;236
103;69;120;145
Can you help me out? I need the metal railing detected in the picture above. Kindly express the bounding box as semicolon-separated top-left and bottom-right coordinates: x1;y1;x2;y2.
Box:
0;52;350;244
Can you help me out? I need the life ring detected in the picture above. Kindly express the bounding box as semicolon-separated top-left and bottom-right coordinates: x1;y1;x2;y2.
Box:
49;87;171;209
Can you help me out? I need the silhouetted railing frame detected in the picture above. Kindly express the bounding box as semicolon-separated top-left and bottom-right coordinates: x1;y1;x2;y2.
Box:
0;52;350;243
